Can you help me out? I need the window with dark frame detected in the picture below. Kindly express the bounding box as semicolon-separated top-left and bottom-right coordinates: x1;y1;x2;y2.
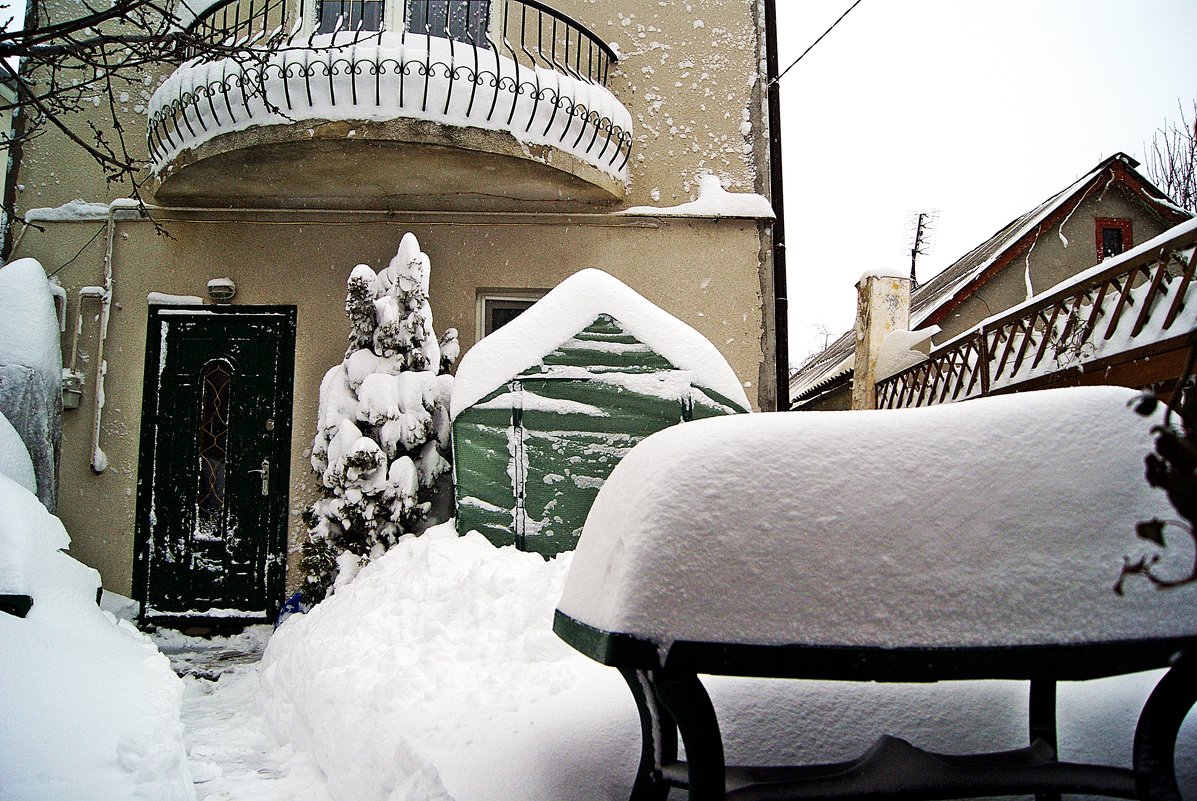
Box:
1095;217;1132;262
406;0;491;44
480;292;544;337
317;0;384;33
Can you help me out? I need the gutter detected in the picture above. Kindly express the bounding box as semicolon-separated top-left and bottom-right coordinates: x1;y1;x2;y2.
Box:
763;0;789;411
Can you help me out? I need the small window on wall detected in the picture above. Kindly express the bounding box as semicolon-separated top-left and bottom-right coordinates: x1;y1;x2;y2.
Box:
1095;218;1132;262
478;291;545;338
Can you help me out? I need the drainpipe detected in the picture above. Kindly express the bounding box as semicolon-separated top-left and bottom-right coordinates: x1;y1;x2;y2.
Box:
764;0;789;410
88;207;117;472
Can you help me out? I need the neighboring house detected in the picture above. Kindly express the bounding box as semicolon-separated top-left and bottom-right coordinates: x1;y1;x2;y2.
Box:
791;153;1192;411
8;0;783;621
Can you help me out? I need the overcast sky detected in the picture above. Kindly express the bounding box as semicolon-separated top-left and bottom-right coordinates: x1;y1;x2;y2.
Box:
774;0;1197;365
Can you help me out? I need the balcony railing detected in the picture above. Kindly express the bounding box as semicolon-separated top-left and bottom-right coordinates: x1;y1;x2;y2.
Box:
876;219;1197;409
153;0;631;180
180;0;615;86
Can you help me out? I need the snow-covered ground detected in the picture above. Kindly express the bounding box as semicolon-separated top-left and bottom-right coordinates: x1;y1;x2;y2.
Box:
172;524;1194;801
0;475;194;801
3;515;1195;800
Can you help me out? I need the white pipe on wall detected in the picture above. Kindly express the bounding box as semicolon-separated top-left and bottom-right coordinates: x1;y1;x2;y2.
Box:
88;208;117;473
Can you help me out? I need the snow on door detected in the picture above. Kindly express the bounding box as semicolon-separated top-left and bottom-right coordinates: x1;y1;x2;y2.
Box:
134;306;295;622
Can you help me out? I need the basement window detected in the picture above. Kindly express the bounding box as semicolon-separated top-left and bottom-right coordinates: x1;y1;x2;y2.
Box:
1095;218;1132;262
478;290;545;338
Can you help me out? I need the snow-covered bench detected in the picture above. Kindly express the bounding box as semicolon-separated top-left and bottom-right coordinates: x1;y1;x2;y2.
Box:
554;386;1197;801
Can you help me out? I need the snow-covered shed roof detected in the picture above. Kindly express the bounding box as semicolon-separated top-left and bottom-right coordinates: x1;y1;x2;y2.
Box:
450;269;751;418
559;386;1195;652
789;153;1192;407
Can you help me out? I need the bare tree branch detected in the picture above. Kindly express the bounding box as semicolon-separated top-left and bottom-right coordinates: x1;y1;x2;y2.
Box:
1144;98;1197;214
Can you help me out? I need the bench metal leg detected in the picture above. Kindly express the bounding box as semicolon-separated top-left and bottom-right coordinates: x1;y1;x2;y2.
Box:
620;668;678;801
1029;679;1061;801
1134;651;1197;801
653;670;726;801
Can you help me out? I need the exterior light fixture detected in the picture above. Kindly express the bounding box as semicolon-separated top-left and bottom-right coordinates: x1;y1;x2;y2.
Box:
206;278;236;303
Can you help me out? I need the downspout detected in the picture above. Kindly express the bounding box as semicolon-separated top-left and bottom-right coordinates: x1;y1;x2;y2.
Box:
88;207;116;472
764;0;789;410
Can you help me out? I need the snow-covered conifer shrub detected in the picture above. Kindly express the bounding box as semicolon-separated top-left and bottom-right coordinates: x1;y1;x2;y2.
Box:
302;233;458;600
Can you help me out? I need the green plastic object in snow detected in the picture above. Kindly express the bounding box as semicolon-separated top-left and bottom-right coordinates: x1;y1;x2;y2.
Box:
453;314;745;556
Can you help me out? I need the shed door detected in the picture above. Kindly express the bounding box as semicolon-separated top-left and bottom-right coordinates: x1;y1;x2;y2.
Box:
135;307;295;622
512;377;689;555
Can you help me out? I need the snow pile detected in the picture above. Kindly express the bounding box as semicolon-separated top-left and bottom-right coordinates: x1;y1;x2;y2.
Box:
622;173;775;218
257;519;1195;800
0;258;62;509
304;234;457;598
451;268;751;417
560;386;1195;650
0;474;194;801
261;524;640;801
148;32;633;182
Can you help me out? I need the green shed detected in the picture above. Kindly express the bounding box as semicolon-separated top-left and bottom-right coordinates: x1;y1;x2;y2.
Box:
450;269;750;556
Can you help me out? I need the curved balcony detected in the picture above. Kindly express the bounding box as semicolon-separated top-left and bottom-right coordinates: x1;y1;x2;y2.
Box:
149;0;633;208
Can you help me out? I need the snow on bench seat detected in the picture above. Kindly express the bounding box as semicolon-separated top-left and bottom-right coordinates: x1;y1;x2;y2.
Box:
557;386;1197;666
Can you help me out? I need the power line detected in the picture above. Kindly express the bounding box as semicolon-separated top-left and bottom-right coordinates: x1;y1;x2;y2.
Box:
769;0;863;87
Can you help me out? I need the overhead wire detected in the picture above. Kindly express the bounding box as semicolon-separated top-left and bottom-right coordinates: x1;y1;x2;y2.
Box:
769;0;862;87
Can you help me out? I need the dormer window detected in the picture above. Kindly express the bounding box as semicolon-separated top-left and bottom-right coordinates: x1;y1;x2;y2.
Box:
1096;218;1132;261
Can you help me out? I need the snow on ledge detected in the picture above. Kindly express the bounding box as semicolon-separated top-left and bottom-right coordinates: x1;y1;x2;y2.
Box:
147;292;203;306
858;266;910;281
620;174;774;219
450;268;750;418
559;386;1196;652
24;200;112;223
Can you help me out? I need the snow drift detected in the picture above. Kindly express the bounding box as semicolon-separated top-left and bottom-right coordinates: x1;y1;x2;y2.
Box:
559;385;1195;650
0;258;62;509
0;474;194;801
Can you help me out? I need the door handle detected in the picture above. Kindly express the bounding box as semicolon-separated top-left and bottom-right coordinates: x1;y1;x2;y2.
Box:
247;459;270;496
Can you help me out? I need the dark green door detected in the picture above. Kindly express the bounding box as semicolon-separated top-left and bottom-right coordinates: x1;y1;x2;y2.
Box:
135;306;295;622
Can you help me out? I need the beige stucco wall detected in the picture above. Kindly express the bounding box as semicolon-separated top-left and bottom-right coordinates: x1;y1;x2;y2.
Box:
14;211;766;595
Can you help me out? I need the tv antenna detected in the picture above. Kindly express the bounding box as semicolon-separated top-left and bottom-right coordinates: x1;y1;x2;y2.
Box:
903;209;939;289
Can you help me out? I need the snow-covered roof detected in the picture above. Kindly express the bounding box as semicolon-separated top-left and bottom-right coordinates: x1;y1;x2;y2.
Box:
450;269;750;418
559;386;1195;652
620;174;774;219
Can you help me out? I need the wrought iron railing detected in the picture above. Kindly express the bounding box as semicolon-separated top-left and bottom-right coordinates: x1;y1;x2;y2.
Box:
180;0;615;86
156;0;629;175
876;220;1197;409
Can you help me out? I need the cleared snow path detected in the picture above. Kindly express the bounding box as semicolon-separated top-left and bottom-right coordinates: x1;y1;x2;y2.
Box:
154;628;334;801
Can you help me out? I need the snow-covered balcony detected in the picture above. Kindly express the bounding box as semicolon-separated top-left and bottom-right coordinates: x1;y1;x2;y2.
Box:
148;0;633;208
